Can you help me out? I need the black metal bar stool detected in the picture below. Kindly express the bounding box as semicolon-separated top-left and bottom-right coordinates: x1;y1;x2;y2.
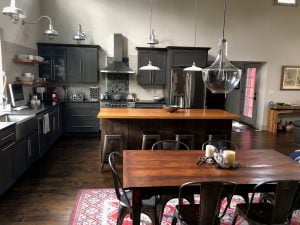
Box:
141;131;160;150
175;132;194;149
100;134;123;172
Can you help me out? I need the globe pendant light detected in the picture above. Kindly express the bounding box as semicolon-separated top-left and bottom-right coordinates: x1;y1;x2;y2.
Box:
202;0;241;94
139;0;160;71
184;0;202;72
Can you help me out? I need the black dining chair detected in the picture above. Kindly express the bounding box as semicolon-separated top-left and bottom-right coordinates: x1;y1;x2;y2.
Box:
172;181;236;225
108;152;159;225
151;139;194;224
151;139;190;150
232;180;299;225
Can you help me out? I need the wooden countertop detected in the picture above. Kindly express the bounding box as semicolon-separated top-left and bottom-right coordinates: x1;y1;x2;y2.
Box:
97;108;240;120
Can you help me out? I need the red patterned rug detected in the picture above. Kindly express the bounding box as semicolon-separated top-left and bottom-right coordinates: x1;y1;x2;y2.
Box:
69;189;300;225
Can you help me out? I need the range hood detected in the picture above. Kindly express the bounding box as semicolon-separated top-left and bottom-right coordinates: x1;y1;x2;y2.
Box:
101;33;134;74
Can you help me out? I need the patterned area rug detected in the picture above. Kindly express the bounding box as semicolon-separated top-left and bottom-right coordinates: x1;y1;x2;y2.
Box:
69;189;300;225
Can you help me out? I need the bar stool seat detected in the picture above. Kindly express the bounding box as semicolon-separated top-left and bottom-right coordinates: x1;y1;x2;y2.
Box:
175;132;194;149
100;134;123;172
142;131;160;150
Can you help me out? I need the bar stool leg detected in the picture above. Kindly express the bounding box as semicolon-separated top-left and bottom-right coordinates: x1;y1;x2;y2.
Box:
100;135;109;172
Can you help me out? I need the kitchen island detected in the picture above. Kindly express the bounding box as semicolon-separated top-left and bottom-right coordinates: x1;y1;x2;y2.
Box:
97;108;240;150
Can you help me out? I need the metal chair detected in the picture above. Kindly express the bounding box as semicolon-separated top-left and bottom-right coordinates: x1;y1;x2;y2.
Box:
141;131;160;150
151;139;190;150
151;139;193;224
108;152;159;225
232;180;299;225
175;131;195;149
171;181;236;225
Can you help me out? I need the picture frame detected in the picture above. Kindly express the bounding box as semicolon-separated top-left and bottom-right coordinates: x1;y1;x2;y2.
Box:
281;66;300;90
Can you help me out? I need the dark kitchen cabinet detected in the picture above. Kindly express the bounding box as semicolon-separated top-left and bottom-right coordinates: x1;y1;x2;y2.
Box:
67;46;99;83
37;104;62;156
166;46;209;68
64;102;99;133
136;47;167;85
38;44;67;82
38;43;100;84
14;132;38;179
0;125;15;196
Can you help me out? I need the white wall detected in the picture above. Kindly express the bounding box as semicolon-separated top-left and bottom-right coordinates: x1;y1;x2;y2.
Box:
1;0;300;129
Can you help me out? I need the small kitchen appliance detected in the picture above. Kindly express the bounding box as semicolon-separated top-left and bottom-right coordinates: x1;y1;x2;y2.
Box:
36;86;47;102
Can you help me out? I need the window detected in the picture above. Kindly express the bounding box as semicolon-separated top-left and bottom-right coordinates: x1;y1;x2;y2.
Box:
274;0;297;6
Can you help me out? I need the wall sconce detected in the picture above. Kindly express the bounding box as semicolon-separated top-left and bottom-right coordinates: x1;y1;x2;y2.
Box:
72;24;87;43
22;15;58;40
2;0;25;24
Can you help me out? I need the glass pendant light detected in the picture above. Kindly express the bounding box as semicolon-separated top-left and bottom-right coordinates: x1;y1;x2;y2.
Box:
139;0;160;71
184;0;202;72
202;0;241;94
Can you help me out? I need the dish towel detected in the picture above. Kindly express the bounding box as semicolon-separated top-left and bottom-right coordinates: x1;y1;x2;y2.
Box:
42;113;50;134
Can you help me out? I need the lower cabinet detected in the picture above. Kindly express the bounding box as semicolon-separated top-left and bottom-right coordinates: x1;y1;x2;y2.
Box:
0;126;15;196
64;102;99;133
37;104;62;157
14;132;38;179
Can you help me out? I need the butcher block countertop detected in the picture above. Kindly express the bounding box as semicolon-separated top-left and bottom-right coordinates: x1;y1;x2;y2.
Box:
97;108;240;120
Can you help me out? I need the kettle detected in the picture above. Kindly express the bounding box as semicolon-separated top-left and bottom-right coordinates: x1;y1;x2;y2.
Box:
100;91;109;101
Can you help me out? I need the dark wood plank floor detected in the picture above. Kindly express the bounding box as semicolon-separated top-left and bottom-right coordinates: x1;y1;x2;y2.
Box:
0;128;298;225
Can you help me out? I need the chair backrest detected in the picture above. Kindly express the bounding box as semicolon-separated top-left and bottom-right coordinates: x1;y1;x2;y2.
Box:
249;180;299;224
178;181;236;225
108;151;131;208
151;139;190;150
202;139;238;152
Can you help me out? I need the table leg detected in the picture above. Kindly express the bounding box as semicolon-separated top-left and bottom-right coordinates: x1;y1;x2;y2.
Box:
132;188;142;225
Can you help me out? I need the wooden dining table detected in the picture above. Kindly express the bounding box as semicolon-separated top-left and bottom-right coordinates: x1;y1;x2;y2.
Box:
123;149;300;225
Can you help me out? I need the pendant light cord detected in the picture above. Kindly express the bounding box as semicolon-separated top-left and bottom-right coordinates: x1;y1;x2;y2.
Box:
222;0;227;40
149;0;153;37
194;0;198;47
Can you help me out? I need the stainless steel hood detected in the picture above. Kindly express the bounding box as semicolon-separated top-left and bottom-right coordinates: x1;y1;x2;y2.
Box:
101;33;134;74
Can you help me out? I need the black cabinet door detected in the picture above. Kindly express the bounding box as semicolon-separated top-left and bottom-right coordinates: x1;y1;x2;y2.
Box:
38;45;67;82
137;49;167;85
82;48;98;83
0;142;14;194
14;138;27;179
168;49;208;67
67;47;82;82
27;132;38;167
67;47;98;83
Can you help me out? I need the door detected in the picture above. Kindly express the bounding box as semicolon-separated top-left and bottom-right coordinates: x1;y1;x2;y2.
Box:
82;47;98;83
240;64;260;127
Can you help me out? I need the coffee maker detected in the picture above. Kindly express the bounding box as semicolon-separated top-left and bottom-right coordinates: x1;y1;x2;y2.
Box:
36;86;47;102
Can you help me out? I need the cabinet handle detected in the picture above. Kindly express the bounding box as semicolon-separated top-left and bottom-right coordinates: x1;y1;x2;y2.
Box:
1;142;15;152
28;139;31;157
53;118;56;131
71;126;94;128
1;132;15;141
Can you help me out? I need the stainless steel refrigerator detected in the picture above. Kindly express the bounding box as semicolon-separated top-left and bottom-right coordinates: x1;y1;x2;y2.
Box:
169;68;206;108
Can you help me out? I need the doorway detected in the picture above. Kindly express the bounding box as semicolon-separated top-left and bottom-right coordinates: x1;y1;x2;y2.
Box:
225;62;262;128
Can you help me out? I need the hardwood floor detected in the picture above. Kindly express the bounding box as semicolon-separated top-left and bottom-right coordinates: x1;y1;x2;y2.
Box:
0;128;298;225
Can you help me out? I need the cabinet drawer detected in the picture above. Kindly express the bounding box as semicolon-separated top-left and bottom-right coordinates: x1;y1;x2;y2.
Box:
64;109;98;119
0;126;16;148
64;120;99;133
64;102;99;110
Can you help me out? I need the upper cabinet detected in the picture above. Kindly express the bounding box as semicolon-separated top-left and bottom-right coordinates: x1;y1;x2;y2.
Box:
136;47;167;85
38;44;67;82
166;46;210;68
37;43;100;84
67;46;99;83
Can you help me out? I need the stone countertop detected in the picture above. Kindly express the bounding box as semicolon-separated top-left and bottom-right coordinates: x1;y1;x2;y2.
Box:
98;108;240;120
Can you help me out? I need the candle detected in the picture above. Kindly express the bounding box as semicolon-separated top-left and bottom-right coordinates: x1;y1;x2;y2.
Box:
223;150;236;165
205;145;215;158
